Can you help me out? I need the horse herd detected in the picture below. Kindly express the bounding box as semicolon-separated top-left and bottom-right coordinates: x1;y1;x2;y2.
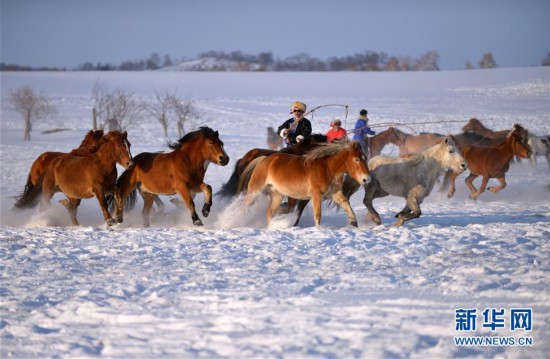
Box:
13;118;549;228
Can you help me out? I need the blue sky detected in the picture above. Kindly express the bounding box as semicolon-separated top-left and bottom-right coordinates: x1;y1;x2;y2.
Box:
1;0;549;70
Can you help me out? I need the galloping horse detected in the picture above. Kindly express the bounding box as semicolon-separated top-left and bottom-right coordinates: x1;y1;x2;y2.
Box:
447;124;532;199
368;127;403;157
389;127;445;156
17;131;133;226
216;134;328;200
240;141;370;227
462;118;509;139
14;129;104;209
343;137;466;226
117;127;229;227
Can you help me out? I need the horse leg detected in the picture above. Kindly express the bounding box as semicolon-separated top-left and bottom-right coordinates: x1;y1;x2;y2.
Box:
293;200;310;227
40;173;56;212
363;180;385;225
332;190;358;227
470;175;490;199
488;176;506;193
93;189;116;226
175;186;203;226
266;191;284;224
395;188;423;226
154;196;166;212
141;192;155;227
446;171;459;198
199;183;213;217
67;198;81;226
464;173;479;198
311;192;323;226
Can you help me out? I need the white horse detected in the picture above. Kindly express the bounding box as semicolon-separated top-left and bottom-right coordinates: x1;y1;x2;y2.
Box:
364;137;467;226
527;134;550;167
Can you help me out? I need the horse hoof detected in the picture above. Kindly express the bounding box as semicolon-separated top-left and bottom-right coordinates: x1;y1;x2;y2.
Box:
116;217;123;224
202;207;210;217
193;220;204;226
350;221;358;228
106;219;117;226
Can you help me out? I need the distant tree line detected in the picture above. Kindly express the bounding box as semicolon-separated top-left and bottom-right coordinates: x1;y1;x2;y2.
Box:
3;51;550;72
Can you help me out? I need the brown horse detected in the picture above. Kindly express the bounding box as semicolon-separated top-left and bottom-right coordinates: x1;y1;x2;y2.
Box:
447;124;532;199
14;129;105;209
117;127;229;227
240;141;370;227
462;118;509;139
216;134;328;200
17;131;133;225
368;127;403;157
389;127;445;156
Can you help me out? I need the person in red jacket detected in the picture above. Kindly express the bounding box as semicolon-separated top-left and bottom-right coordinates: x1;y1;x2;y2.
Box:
326;119;346;142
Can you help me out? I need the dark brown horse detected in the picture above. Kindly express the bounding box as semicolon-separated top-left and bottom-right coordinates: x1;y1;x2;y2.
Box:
462;118;509;140
447;124;532;199
14;130;105;209
16;131;133;226
117;127;229;227
240;141;370;227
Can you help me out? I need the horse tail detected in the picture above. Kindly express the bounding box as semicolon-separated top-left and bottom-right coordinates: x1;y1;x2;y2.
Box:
237;156;266;195
13;174;43;209
215;158;242;200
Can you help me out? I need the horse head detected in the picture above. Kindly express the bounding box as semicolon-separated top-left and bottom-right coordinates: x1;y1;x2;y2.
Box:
347;141;371;185
462;118;483;133
388;127;405;145
509;124;532;158
203;127;230;166
102;130;133;169
436;136;467;174
74;129;105;154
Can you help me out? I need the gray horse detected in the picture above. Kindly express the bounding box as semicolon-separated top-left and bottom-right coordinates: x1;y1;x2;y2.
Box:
364;137;467;226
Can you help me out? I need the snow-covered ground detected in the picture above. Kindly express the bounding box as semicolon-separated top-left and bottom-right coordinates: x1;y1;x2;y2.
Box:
1;68;549;358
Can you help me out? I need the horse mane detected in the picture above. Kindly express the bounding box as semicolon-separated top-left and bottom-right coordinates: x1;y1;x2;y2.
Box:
168;126;219;150
302;141;352;164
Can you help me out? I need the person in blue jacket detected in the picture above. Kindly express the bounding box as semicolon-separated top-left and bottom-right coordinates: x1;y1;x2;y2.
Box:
352;109;375;156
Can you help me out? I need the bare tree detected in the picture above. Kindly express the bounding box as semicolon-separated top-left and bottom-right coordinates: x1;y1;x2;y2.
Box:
171;96;200;138
91;79;144;131
8;86;57;141
148;90;176;137
413;51;440;71
479;52;497;69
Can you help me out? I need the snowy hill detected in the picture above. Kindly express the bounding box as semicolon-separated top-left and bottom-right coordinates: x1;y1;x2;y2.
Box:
1;67;549;358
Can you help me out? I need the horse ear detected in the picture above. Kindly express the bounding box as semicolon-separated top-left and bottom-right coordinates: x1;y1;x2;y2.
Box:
215;130;219;137
123;131;128;138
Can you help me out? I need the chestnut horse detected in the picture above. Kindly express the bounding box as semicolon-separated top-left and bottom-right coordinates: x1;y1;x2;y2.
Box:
117;127;229;227
17;131;133;226
240;141;370;227
216;134;328;200
14;129;104;209
447;124;532;199
389;127;445;156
